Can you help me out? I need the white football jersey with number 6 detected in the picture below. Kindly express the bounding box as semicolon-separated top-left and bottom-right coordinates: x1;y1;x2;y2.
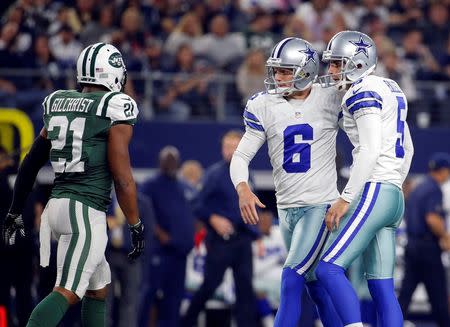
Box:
241;84;343;208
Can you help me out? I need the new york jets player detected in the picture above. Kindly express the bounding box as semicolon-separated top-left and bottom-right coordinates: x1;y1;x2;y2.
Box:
230;37;343;327
315;31;414;327
1;43;144;327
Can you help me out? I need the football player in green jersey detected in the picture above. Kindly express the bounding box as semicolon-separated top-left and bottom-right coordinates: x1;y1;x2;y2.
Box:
1;43;144;327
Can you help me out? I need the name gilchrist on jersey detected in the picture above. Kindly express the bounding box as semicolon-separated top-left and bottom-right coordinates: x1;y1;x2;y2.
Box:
50;97;95;113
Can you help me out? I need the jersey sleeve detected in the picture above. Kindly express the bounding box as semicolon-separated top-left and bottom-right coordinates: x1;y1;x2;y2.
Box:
106;93;139;125
344;80;383;120
42;90;62;127
243;92;266;140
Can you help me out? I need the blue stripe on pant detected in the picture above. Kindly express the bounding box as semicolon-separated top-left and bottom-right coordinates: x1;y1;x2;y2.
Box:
294;221;328;275
322;183;380;264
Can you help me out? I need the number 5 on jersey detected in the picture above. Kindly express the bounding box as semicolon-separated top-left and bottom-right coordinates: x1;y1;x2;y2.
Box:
283;124;313;173
48;116;86;173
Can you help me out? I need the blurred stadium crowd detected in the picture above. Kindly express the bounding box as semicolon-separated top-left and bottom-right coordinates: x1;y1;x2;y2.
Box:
0;0;449;124
1;1;450;327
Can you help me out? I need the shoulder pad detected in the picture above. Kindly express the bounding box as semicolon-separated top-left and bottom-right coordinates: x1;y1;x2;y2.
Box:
42;90;63;116
345;76;383;116
97;92;139;124
244;92;267;132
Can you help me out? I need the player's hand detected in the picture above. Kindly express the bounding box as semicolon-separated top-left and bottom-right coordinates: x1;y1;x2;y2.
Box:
128;220;145;260
210;214;234;238
2;212;25;246
326;198;349;231
236;182;266;225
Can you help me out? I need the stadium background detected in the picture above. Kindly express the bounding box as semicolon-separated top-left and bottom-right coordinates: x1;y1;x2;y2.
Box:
0;0;449;326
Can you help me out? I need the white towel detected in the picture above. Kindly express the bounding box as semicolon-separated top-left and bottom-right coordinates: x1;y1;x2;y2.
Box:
39;208;51;267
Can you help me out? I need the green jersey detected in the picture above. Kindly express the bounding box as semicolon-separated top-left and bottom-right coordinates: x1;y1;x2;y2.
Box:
42;89;138;211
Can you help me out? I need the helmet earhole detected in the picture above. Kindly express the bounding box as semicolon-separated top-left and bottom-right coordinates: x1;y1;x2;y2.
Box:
357;63;363;69
115;77;118;83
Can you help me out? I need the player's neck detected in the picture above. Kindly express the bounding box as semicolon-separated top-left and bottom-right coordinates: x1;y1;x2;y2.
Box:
81;85;110;93
287;87;311;100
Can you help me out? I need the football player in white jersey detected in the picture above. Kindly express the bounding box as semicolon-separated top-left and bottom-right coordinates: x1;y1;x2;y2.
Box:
315;31;414;327
230;37;343;327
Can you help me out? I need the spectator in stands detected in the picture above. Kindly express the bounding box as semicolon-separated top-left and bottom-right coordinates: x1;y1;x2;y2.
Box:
163;12;203;57
31;35;66;91
182;130;258;327
387;0;424;43
282;15;311;40
49;24;83;69
3;5;33;54
79;4;116;47
399;152;450;327
139;146;195;327
236;49;266;104
295;0;345;52
66;0;96;35
339;0;362;30
360;12;387;38
252;210;286;327
47;6;71;36
193;14;246;71
357;0;390;28
106;193;154;327
158;44;216;119
270;9;291;35
423;1;449;60
243;11;277;55
401;28;440;80
119;7;146;60
0;22;48;119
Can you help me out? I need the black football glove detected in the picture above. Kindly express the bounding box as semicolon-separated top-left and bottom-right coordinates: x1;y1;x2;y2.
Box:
128;220;145;260
2;213;25;246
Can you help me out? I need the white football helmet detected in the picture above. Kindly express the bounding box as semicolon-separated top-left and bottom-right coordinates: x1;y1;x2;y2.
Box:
319;31;377;89
76;43;127;92
265;37;319;95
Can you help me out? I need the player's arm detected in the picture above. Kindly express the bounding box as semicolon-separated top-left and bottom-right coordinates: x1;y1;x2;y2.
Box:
230;130;266;225
2;128;51;245
341;113;382;202
400;122;414;184
108;123;144;259
326;114;382;230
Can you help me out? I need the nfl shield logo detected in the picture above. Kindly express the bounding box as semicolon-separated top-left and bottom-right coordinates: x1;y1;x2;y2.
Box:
295;112;301;119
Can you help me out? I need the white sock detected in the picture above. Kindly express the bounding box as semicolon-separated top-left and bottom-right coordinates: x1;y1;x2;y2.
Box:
344;323;363;327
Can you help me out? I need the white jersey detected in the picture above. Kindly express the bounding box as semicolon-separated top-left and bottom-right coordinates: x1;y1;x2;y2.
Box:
342;75;410;189
243;84;343;208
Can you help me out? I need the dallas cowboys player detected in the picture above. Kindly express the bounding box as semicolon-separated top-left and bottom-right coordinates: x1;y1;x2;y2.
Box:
230;37;343;327
316;31;414;327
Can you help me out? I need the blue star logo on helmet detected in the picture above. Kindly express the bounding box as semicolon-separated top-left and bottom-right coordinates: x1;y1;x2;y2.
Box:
299;46;316;63
108;52;123;68
349;37;372;58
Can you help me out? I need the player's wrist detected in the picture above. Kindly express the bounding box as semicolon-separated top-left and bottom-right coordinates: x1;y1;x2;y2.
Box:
236;182;250;195
340;193;352;203
128;219;142;229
